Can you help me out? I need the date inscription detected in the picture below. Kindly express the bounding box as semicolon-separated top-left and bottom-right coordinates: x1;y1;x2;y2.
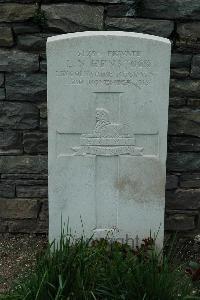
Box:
55;49;153;89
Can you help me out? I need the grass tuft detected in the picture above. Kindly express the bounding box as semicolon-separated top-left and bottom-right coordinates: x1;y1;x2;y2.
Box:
0;234;198;300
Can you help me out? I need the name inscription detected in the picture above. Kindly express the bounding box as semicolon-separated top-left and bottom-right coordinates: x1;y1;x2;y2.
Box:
55;49;153;89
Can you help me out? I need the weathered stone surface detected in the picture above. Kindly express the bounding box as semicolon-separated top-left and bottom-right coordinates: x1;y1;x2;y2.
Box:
187;98;200;107
168;136;200;152
0;26;14;47
171;68;189;79
39;199;48;221
0;0;36;3
0;155;47;174
166;189;200;210
23;131;47;154
0;88;5;100
1;173;47;180
170;53;192;68
0;73;4;87
167;153;200;172
3;179;47;187
37;102;47;119
177;22;200;39
17;34;52;52
40;59;47;72
7;219;48;233
0;131;22;154
0;50;39;72
165;214;196;231
13;24;40;35
16;185;48;198
40;118;47;129
170;79;200;97
0;4;35;22
105;18;174;37
0;198;39;219
138;0;200;20
166;175;178;190
177;22;200;51
0;102;39;129
42;4;104;32
169;97;186;107
180;174;200;188
86;0;136;3
0;183;15;198
47;32;171;246
6;73;46;101
191;55;200;78
107;4;136;17
168;108;200;137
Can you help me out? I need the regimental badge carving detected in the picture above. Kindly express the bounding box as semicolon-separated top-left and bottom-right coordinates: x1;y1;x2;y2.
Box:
72;108;143;156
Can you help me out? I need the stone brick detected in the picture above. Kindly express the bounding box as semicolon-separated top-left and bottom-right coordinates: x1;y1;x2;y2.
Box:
0;102;39;129
13;24;40;35
137;0;200;20
17;34;52;52
86;0;136;3
169;97;186;107
39;199;48;221
0;198;39;219
37;101;47;119
105;18;174;38
180;174;200;188
0;0;36;3
40;60;47;73
167;153;200;172
40;118;47;129
0;183;15;198
1;174;47;180
168;108;200;137
0;26;14;47
177;22;200;51
42;4;104;32
191;55;200;78
166;175;178;190
2;179;47;188
170;53;192;68
0;131;22;155
106;4;136;17
0;73;4;87
168;136;200;152
165;214;196;231
16;185;48;198
166;189;200;210
23;131;47;154
0;221;8;233
0;50;39;72
171;68;189;79
187;98;200;107
0;4;35;22
170;79;200;98
0;155;47;174
0;88;5;100
6;73;46;101
7;219;48;233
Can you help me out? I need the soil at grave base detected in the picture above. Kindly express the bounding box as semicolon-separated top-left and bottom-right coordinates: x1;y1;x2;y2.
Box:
0;233;199;295
0;234;48;294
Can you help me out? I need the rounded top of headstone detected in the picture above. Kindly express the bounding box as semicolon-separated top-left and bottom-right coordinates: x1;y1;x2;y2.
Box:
47;31;171;45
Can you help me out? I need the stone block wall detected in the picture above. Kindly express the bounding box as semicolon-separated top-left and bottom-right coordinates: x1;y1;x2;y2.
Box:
0;0;199;235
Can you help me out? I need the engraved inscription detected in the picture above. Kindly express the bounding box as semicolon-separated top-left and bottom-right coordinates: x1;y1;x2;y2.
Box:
72;108;143;156
55;48;153;88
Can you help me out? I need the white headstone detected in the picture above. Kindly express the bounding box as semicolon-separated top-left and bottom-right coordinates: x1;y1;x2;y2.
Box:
47;31;171;248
